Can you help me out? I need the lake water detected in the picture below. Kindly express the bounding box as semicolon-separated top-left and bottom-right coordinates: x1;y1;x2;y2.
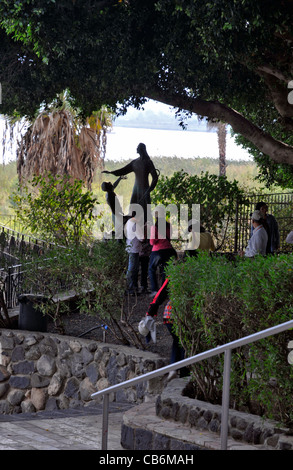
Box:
105;126;252;162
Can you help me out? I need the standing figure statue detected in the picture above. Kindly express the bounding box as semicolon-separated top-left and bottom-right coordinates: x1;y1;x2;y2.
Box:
102;143;159;222
101;175;126;226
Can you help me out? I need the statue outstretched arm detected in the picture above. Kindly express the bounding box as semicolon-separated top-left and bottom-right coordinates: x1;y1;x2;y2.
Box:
105;162;134;177
112;175;127;190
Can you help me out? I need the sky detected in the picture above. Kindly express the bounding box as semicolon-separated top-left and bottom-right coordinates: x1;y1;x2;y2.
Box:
0;99;252;162
106;100;252;161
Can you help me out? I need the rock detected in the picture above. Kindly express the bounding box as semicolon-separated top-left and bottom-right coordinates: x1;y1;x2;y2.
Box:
79;377;96;401
36;354;56;376
48;372;63;396
69;340;82;353
85;362;100;384
39;337;58;356
9;375;30;389
31;373;50;388
0;329;167;417
11;346;25;362
7;390;25;406
0;334;14;349
96;377;110;391
64;377;80;399
0;365;10;382
45;397;59;411
11;360;35;375
0;382;9;398
31;387;47;410
24;335;38;347
21;400;36;413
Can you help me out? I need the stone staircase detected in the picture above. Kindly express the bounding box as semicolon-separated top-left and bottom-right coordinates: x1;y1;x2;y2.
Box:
120;378;293;451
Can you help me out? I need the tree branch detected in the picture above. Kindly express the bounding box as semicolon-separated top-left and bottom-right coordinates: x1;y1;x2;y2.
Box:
147;88;293;166
256;65;290;84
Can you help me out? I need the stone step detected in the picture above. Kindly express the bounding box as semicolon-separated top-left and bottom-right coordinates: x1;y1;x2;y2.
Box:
121;400;262;451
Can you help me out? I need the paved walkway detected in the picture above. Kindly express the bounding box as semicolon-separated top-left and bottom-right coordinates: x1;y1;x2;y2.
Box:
0;400;264;452
0;403;133;450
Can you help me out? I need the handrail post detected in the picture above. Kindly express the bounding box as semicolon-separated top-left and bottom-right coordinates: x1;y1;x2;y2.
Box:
102;393;110;450
221;348;231;450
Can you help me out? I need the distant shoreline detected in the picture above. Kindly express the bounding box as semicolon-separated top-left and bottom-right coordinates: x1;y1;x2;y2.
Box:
113;122;218;133
106;126;251;161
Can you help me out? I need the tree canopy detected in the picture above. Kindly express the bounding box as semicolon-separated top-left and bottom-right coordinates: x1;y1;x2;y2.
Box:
0;0;292;186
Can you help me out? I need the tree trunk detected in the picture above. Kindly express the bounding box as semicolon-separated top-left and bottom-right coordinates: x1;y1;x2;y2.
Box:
217;122;227;177
147;87;293;166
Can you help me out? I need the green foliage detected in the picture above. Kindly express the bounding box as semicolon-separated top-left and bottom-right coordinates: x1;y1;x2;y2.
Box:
0;1;292;183
234;134;293;190
166;252;293;424
152;170;249;248
20;240;143;347
10;173;98;246
0;162;19;213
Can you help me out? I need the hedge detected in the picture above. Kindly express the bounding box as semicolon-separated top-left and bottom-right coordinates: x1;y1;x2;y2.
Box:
166;252;293;424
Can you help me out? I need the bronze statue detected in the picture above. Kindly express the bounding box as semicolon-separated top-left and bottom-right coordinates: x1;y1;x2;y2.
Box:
102;143;159;222
101;175;126;224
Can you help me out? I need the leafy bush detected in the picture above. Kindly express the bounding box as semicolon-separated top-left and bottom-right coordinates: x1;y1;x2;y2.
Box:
20;240;144;348
10;173;97;246
152;170;249;250
166;252;293;424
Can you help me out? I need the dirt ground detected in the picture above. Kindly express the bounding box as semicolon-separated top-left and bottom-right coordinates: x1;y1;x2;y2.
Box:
47;290;173;363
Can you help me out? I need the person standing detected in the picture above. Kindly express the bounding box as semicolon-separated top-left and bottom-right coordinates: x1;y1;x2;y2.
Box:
146;278;189;380
148;208;177;297
124;212;144;295
240;210;268;257
185;221;216;257
255;201;279;254
138;236;152;294
286;230;293;244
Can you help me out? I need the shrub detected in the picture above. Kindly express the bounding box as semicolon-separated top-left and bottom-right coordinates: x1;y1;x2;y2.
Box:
10;173;97;246
166;252;293;424
152;170;249;249
20;240;145;348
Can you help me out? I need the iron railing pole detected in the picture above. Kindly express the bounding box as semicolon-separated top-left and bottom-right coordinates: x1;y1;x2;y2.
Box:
92;319;293;451
102;393;110;450
221;348;232;450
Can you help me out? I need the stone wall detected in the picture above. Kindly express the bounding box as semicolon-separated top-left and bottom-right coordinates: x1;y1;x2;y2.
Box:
155;378;293;450
0;329;167;414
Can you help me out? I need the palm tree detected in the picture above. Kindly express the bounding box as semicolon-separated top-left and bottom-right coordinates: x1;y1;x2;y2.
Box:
207;120;227;176
16;91;113;188
217;121;227;177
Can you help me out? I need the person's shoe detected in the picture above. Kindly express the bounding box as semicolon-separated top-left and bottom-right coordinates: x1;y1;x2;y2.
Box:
166;371;178;382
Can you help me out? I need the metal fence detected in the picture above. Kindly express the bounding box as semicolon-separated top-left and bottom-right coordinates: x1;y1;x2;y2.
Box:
0;215;21;232
0;193;292;319
0;263;23;310
0;224;57;256
0;224;63;318
233;192;293;253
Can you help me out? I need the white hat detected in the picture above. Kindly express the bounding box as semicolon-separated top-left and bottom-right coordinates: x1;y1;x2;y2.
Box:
251;210;263;221
138;317;156;343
